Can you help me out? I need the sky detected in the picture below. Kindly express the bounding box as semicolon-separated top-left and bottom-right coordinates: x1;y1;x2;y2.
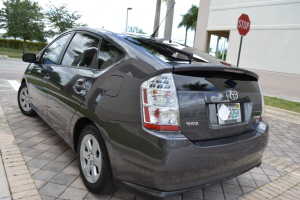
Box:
0;0;200;46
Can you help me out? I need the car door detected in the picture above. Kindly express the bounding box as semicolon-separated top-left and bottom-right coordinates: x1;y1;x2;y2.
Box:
26;33;72;118
46;32;100;139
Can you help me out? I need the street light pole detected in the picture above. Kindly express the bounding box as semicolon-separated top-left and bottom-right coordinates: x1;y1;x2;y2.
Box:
126;7;132;32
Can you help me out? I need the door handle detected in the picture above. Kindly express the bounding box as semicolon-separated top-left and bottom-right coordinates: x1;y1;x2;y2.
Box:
75;78;86;91
44;74;50;81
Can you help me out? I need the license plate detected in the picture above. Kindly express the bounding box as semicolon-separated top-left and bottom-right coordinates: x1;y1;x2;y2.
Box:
217;103;241;125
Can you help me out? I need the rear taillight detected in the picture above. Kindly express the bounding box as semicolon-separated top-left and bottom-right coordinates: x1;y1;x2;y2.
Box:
258;83;264;121
141;73;180;131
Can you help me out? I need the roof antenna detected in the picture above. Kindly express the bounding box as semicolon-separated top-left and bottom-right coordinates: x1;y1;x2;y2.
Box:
151;1;176;40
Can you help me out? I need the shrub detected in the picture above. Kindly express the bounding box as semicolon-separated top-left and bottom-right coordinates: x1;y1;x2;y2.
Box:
27;41;48;50
0;39;47;50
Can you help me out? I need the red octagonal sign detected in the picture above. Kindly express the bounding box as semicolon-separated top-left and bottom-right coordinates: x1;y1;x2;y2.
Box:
237;14;251;36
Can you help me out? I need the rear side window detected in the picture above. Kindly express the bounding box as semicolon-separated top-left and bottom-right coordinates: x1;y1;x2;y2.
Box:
41;33;71;64
98;39;124;70
62;33;100;68
173;73;259;93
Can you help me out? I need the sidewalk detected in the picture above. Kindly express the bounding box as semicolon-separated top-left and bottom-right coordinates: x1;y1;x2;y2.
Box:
0;88;300;199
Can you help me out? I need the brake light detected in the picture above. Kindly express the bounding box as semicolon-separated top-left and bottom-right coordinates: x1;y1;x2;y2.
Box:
141;73;180;131
258;83;264;121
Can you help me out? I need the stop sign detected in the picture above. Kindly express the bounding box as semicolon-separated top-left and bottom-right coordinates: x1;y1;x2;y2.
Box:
237;14;251;36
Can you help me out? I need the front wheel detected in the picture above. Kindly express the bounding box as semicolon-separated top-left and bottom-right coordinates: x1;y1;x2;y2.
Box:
18;83;37;116
78;124;115;194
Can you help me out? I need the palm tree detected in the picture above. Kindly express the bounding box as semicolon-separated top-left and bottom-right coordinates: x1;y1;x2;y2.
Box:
178;5;198;45
153;0;161;37
164;0;175;40
153;0;176;40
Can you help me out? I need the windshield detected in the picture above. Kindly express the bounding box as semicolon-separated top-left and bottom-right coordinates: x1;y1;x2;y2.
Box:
124;37;193;63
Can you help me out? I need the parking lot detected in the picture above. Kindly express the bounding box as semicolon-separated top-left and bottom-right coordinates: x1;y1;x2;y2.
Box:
1;57;300;200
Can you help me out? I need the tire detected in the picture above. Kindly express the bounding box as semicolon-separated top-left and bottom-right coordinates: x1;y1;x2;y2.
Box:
78;124;115;194
18;83;37;116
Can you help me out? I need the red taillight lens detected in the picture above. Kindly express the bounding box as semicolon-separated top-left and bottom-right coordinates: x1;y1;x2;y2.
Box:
141;73;180;131
260;116;264;121
258;83;264;121
143;123;179;131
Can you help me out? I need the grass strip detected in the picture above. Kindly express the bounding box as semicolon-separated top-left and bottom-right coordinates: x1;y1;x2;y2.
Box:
264;96;300;113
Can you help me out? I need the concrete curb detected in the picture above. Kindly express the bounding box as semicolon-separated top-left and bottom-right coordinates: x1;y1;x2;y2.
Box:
0;153;11;200
264;93;300;103
0;55;10;59
265;105;300;124
0;55;22;61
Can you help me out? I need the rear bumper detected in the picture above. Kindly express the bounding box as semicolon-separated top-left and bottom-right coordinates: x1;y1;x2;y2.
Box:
105;121;269;197
114;161;261;199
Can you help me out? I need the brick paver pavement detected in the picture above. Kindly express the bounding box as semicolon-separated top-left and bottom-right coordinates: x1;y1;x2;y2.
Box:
0;85;300;199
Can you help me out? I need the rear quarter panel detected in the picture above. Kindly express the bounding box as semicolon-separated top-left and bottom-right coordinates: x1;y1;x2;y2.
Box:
69;47;173;172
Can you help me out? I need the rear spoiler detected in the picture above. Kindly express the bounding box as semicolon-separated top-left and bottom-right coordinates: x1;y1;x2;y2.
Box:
172;65;259;81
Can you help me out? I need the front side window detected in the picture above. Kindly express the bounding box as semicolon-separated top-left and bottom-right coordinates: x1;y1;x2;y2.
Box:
41;34;71;64
62;33;100;68
98;39;124;70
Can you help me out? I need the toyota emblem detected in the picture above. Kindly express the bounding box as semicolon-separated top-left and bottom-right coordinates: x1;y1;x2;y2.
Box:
229;90;238;101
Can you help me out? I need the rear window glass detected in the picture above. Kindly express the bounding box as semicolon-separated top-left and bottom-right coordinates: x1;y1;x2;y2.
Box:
173;74;259;93
124;37;191;63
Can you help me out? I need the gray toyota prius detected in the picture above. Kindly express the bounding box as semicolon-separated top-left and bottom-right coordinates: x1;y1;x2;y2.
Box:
18;27;269;199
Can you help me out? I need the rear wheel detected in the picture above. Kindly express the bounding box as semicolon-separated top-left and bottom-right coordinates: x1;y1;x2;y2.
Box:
78;124;115;194
18;83;37;116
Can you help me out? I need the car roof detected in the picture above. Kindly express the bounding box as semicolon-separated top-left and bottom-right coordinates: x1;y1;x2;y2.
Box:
64;27;258;79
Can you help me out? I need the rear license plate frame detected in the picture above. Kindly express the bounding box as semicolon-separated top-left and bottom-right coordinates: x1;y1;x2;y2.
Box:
217;103;242;125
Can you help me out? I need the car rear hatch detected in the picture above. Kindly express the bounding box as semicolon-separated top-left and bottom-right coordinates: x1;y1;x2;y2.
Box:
172;64;263;141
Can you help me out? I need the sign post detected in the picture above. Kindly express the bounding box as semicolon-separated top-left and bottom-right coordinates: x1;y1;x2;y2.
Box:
237;14;251;67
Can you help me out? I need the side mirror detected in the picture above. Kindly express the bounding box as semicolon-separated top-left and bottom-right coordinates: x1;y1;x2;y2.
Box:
22;53;37;63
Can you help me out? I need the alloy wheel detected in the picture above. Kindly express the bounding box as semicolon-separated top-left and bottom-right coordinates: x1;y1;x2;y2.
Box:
80;134;102;183
19;87;31;112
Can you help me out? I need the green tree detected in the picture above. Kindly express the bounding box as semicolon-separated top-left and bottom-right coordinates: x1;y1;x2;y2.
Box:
178;5;198;45
0;9;6;29
45;3;86;37
217;50;227;61
1;0;46;53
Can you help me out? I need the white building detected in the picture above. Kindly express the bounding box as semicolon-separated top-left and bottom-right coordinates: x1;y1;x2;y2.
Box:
194;0;300;75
